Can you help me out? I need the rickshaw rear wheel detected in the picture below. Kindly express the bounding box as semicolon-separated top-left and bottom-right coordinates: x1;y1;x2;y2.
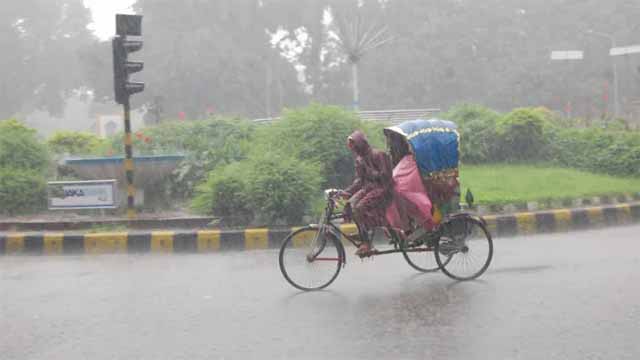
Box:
435;216;493;281
279;226;344;291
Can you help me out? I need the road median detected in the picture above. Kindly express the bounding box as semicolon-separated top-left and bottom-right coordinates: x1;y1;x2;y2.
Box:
1;202;639;255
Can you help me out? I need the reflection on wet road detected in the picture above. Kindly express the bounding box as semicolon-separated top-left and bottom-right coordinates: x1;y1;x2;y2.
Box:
2;225;640;359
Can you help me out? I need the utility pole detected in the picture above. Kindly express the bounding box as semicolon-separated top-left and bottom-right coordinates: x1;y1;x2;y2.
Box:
112;14;145;219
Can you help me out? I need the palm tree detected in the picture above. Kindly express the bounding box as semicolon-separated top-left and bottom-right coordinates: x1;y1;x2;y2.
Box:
331;5;392;110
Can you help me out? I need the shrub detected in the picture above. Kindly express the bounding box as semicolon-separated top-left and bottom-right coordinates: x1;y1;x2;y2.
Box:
105;117;254;200
47;131;104;156
442;104;502;163
256;103;362;188
496;108;548;162
0;119;48;172
191;162;254;226
442;104;640;177
246;152;321;225
598;135;640;176
0;168;46;215
105;116;252;156
550;127;640;177
459;116;500;163
165;118;254;199
191;152;321;226
442;103;501;126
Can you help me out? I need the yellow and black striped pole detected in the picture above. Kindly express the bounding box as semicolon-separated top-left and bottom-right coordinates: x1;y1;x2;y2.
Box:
113;14;144;220
123;99;136;220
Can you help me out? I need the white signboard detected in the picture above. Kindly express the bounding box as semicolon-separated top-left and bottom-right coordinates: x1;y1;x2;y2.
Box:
550;50;584;60
609;45;640;56
96;111;145;139
48;180;117;210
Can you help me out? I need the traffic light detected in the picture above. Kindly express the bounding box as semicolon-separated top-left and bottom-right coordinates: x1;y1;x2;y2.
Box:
112;14;144;105
112;14;144;220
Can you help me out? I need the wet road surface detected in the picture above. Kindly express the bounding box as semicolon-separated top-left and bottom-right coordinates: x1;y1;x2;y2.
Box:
2;225;640;359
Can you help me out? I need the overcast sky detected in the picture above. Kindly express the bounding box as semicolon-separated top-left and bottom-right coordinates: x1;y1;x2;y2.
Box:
83;0;136;40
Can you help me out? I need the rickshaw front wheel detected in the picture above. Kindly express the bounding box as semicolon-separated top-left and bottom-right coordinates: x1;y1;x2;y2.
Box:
279;226;344;291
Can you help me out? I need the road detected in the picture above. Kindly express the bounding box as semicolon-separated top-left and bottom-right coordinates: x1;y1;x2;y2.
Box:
2;225;640;359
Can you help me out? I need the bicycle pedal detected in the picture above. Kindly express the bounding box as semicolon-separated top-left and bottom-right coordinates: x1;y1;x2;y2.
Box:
356;249;376;259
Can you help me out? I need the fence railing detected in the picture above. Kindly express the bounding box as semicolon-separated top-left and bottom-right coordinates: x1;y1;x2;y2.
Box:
253;108;441;125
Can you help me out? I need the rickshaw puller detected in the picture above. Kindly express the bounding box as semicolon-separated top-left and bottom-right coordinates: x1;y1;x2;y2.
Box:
340;130;393;256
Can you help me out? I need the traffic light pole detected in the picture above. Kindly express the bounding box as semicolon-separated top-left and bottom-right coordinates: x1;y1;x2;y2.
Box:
123;99;136;219
113;14;144;220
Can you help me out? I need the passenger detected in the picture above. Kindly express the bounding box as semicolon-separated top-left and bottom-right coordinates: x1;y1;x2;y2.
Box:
387;154;435;235
341;130;393;256
384;132;435;239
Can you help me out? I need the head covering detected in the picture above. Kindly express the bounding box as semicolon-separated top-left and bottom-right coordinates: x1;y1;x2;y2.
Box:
348;130;371;156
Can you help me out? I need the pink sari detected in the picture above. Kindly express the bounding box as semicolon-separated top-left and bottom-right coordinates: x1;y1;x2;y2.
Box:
385;155;434;231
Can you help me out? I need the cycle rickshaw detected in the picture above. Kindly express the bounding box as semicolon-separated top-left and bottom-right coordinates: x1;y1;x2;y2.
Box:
279;119;493;291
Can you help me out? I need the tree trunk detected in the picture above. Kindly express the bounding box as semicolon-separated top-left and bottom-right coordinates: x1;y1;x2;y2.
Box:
265;52;273;118
308;0;325;100
352;61;359;111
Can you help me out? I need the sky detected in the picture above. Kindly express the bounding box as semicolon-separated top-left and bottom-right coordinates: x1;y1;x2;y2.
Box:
83;0;136;40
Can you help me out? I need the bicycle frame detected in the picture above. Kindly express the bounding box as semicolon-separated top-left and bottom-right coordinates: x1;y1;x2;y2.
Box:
312;192;437;261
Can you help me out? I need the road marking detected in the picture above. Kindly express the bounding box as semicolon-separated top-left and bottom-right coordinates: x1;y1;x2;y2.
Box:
515;212;537;235
291;227;315;248
483;215;497;235
84;233;128;254
613;204;632;224
197;230;220;252
586;207;604;227
244;228;268;250
552;209;571;231
43;233;64;255
151;231;174;253
5;233;25;254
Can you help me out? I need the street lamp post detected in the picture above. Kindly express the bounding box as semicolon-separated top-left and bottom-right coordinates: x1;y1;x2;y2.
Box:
586;29;620;119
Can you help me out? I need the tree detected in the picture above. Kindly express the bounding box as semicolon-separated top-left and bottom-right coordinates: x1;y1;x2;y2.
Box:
330;1;392;110
76;0;640;121
0;0;94;118
121;0;305;119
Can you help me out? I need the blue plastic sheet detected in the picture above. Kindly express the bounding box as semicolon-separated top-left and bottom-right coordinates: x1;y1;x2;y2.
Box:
389;119;459;175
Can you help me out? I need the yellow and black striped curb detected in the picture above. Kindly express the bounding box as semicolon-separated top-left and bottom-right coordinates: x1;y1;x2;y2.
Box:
0;224;355;255
469;192;640;215
1;203;639;255
482;202;640;237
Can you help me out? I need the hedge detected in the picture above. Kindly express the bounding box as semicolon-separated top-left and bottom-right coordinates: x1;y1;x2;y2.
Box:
0;119;49;172
47;131;105;156
445;104;640;177
103;117;255;202
0;168;46;215
254;103;365;188
192;151;321;226
0;120;48;215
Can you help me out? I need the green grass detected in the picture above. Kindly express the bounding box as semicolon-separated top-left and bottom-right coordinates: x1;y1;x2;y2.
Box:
460;164;640;205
